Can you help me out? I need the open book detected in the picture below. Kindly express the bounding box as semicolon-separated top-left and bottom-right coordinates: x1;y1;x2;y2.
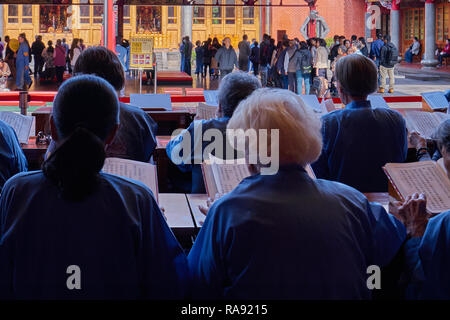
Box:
201;155;316;198
196;103;218;120
102;157;159;203
403;110;449;139
383;161;450;214
203;90;219;107
319;99;336;114
0;111;33;144
422;91;449;112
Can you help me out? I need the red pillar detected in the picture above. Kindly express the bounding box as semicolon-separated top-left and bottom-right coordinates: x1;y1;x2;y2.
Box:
105;0;115;51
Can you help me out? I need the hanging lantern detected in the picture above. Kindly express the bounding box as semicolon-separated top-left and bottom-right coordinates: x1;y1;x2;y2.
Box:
379;0;401;10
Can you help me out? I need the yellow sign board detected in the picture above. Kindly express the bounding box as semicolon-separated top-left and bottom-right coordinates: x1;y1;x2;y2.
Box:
130;35;154;69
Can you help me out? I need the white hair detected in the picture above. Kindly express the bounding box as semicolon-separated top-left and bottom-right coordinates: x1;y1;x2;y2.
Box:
227;88;322;166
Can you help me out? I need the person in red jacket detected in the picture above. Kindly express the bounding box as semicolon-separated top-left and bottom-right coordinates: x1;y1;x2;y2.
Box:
54;39;66;85
438;38;450;67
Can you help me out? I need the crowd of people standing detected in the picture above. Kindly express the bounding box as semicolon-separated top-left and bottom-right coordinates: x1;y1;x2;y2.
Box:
186;32;406;96
0;34;86;90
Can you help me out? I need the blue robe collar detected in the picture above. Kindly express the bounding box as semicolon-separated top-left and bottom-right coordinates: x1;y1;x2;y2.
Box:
345;100;372;110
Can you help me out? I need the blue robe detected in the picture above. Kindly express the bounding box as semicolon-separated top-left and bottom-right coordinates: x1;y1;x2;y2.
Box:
166;117;239;193
16;42;32;89
179;43;185;72
188;165;406;299
0;171;188;299
404;211;450;299
115;44;128;71
47;103;157;163
312;100;408;192
0;120;28;192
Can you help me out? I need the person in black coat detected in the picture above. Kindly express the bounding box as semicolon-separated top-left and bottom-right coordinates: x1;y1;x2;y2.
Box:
249;41;260;76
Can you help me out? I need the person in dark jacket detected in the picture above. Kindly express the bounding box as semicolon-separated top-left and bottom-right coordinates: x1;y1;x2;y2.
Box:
46;47;158;163
295;41;313;95
4;36;15;79
183;36;193;76
31;35;45;78
275;41;289;89
238;34;251;72
202;38;212;77
358;37;369;57
378;35;398;93
214;37;238;79
194;40;204;77
259;34;271;87
249;41;260;76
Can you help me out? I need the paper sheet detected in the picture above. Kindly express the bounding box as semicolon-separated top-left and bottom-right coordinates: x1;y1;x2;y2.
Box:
404;111;449;138
319;99;336;114
196;103;218;120
209;155;250;195
299;95;321;113
203;90;219;107
0;111;33;144
102;157;159;202
384;161;450;214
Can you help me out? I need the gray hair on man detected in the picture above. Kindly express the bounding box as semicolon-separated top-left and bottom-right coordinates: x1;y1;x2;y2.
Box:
218;71;262;118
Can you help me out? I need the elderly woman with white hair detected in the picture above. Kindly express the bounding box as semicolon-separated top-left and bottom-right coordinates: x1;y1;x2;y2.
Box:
311;54;408;192
187;88;406;299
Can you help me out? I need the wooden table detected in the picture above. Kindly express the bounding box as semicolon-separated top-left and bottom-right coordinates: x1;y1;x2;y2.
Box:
21;137;49;170
32;105;197;136
159;193;197;248
364;192;391;213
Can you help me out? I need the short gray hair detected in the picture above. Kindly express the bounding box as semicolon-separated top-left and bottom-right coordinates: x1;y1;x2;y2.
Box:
335;54;378;98
218;71;261;117
227;88;322;166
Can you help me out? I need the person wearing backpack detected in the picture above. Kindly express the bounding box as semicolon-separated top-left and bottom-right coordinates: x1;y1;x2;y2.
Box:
295;41;312;95
378;35;398;94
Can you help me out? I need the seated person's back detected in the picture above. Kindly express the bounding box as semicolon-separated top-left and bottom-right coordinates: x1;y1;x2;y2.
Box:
188;89;406;299
0;76;187;299
312;54;407;192
166;72;261;193
47;46;157;162
0;119;27;192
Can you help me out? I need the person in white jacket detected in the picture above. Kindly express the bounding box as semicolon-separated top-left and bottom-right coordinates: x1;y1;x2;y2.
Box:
69;38;82;71
404;37;421;63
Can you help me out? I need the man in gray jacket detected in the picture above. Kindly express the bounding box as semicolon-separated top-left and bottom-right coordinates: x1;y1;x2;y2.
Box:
215;37;238;79
284;40;299;92
238;35;251;72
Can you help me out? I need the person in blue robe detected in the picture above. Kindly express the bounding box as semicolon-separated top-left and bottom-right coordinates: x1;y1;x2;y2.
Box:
15;33;32;90
187;88;406;300
311;54;408;192
0;119;28;192
166;72;261;193
0;75;188;300
46;46;157;162
395;119;450;299
115;38;128;72
179;40;185;72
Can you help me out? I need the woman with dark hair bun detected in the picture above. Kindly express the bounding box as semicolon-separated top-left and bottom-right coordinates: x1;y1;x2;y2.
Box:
0;75;187;299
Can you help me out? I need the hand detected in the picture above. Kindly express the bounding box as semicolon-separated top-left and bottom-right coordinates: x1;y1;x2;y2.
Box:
394;193;429;238
409;131;427;150
25;66;29;70
198;193;223;217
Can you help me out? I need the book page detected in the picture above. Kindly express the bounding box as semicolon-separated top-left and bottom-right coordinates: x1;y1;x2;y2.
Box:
0;111;33;144
299;95;321;113
422;91;449;110
209;155;251;195
102;157;159;203
203;90;219;107
201;161;219;199
196;103;218;120
384;161;450;214
305;164;316;179
404;111;449;138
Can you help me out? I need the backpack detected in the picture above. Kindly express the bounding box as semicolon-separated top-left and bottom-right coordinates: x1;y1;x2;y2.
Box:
385;44;399;65
298;51;312;75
